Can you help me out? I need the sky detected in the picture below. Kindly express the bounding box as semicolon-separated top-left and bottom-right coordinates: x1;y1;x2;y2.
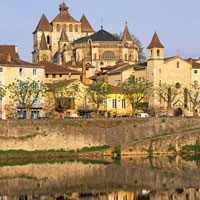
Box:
1;0;200;62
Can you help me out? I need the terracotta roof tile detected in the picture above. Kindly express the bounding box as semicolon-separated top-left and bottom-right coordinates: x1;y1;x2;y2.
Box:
34;14;52;33
0;54;42;68
37;60;81;74
0;45;19;59
80;14;94;32
147;32;164;49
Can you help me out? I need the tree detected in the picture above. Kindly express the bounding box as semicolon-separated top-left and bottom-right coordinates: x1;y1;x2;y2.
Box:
86;80;111;116
0;86;5;99
114;32;146;63
121;76;153;117
7;78;46;119
47;80;81;115
155;83;183;112
188;85;200;116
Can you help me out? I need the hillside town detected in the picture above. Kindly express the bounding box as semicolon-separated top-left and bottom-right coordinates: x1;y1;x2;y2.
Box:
0;2;200;120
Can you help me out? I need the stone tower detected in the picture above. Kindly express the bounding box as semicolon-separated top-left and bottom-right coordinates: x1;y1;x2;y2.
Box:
32;2;95;64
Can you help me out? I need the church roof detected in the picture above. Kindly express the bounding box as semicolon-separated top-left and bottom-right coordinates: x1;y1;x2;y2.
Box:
147;32;164;49
122;23;132;42
59;29;69;42
74;29;120;44
40;32;48;50
34;14;52;33
80;14;94;32
0;45;19;59
52;2;79;23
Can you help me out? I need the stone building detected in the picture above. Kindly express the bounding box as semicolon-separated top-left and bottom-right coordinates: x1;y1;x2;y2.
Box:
32;2;139;74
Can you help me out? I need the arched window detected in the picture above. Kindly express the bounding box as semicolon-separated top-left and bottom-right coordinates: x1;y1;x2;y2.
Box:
184;88;188;108
47;36;50;44
57;24;60;32
69;24;73;32
157;49;160;57
75;24;78;32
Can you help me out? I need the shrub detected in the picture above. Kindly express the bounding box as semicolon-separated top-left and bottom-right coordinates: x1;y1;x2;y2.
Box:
112;145;121;156
161;119;166;123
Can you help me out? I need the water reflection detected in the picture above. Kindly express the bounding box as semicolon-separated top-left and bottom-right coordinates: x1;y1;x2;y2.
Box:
0;156;200;199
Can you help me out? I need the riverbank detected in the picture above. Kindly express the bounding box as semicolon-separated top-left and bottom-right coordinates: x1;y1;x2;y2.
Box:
1;118;200;154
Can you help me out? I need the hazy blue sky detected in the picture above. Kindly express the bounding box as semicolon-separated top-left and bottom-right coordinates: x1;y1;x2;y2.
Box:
1;0;200;62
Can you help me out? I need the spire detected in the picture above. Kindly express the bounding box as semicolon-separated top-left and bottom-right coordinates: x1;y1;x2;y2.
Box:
34;14;52;33
122;22;132;42
147;32;164;49
59;2;69;12
80;14;94;32
59;29;69;42
40;32;48;50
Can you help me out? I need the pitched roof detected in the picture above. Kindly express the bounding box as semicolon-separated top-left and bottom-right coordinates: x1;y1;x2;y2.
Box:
80;14;94;32
40;32;48;50
110;85;123;94
0;45;19;59
133;62;147;71
192;62;200;69
34;14;52;33
37;60;81;74
52;3;79;23
64;61;95;69
108;64;133;75
74;29;120;44
147;32;164;49
59;29;69;42
122;23;132;42
0;53;42;68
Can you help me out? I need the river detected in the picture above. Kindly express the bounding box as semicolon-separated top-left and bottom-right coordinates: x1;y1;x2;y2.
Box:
0;155;200;199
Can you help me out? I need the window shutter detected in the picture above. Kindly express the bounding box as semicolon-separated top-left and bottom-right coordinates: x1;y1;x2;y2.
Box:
23;68;26;76
37;69;40;77
17;68;20;76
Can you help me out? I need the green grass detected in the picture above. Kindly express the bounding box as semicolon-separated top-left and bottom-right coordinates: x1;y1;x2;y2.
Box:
181;155;200;161
0;145;110;156
182;145;200;152
180;127;200;133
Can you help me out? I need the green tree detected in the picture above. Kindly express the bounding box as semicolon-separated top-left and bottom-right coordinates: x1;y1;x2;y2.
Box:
47;80;81;115
121;76;153;117
7;78;46;119
86;80;111;116
0;85;6;99
188;84;200;116
155;83;183;111
114;32;146;63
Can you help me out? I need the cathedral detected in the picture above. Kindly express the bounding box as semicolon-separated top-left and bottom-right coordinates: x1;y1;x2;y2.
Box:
32;2;139;71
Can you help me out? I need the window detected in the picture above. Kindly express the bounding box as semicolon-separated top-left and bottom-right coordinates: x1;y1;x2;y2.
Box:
157;49;160;57
184;88;188;108
112;99;116;109
69;24;73;32
45;74;49;78
59;74;62;78
19;68;23;76
52;74;56;78
122;99;126;109
75;24;78;32
177;62;180;68
159;68;161;73
151;50;153;57
57;24;60;32
115;80;120;86
123;195;127;200
175;82;181;89
0;68;3;73
194;70;198;74
93;53;97;60
114;195;118;200
47;35;50;44
33;69;37;76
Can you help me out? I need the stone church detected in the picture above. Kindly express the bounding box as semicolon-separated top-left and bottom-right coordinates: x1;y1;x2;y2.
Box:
32;2;139;71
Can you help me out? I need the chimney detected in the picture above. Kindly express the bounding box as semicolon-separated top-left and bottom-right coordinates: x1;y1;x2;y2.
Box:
7;54;11;62
189;58;193;63
82;58;86;84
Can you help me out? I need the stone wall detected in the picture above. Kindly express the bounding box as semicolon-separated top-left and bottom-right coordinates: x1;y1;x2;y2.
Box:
0;118;200;151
